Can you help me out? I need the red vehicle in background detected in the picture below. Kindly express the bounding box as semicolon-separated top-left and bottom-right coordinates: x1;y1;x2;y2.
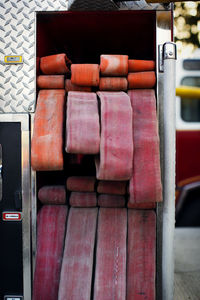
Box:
175;53;200;226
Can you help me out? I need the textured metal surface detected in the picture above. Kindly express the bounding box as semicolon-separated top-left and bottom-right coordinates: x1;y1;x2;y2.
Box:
0;0;68;113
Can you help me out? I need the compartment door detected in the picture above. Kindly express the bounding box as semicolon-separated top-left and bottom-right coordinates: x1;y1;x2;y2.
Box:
0;115;31;300
0;122;23;299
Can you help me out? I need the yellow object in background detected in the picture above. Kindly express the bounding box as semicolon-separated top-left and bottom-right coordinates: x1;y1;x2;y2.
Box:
176;86;200;99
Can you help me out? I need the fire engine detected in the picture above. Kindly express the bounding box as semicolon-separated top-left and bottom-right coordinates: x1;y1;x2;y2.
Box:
0;0;182;299
176;52;200;226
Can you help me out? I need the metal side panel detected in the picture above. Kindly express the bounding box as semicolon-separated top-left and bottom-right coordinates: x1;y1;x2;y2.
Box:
162;42;176;300
0;114;31;300
156;10;173;300
0;0;68;113
30;113;37;279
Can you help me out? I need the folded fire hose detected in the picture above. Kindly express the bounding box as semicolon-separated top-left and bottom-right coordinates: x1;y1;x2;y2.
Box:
71;64;100;86
100;54;128;76
127;210;156;300
98;194;125;207
66;91;100;154
128;59;155;72
95;91;133;181
94;208;127;300
99;77;128;91
58;208;97;300
97;180;127;195
67;176;96;192
33;205;68;300
31;89;65;171
128;89;162;204
38;185;66;205
65;79;92;92
37;75;65;89
128;71;156;89
70;192;97;207
33;53;161;300
40;53;71;75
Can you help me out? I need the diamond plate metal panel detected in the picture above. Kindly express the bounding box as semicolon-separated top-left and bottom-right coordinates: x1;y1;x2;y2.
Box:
0;0;68;113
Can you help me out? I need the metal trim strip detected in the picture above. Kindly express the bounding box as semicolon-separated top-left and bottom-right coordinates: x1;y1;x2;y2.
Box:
156;10;172;300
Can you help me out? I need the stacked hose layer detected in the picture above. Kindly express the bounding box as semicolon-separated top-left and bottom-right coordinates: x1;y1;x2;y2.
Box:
33;53;161;300
33;53;161;207
36;54;156;92
33;205;156;300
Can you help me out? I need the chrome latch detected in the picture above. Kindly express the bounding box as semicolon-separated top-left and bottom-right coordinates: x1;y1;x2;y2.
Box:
163;42;177;60
158;44;164;73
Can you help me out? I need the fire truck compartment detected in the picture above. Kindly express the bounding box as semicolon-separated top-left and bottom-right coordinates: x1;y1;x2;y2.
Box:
33;10;159;300
35;10;157;186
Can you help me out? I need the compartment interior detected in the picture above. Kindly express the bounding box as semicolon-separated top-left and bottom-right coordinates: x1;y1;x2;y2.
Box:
34;11;159;298
37;11;156;63
36;10;157;197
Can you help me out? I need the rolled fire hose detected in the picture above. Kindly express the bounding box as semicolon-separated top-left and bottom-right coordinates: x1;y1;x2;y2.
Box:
58;208;97;300
40;53;70;74
37;75;65;89
67;176;96;192
66;92;100;154
94;208;127;300
128;71;156;89
127;201;156;209
98;194;125;207
96;91;133;181
128;89;162;204
33;205;68;300
69;192;97;207
99;77;127;91
31;89;65;171
127;210;156;300
97;180;127;195
100;54;128;76
71;64;100;86
65;79;92;92
128;59;155;72
38;186;66;205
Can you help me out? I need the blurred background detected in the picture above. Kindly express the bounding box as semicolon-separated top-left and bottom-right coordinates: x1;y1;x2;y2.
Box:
174;1;200;58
